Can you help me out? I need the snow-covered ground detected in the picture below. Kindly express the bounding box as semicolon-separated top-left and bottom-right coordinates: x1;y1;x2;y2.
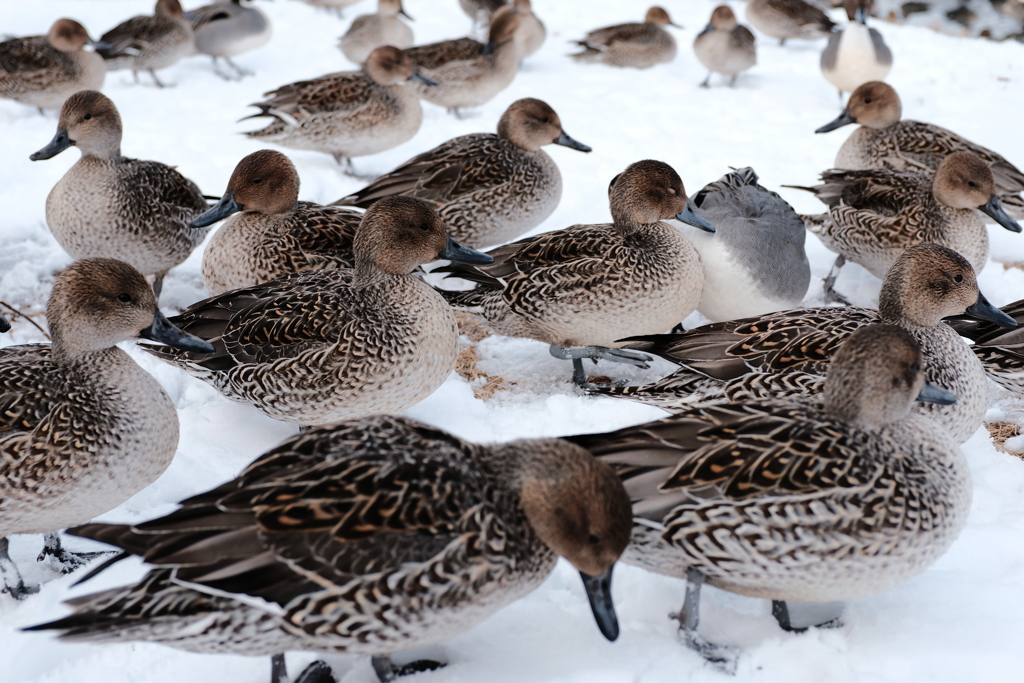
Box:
3;1;1024;681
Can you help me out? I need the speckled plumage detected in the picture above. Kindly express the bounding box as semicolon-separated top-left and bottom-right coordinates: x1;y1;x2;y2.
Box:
338;0;413;65
745;0;835;44
948;298;1024;396
0;20;106;111
98;0;195;79
571;7;677;69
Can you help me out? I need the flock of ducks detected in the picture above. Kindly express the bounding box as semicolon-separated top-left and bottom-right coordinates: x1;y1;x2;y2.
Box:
2;1;1024;682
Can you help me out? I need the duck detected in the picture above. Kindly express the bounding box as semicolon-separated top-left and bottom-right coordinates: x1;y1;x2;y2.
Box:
29;90;210;297
435;160;715;387
511;0;545;62
0;18;106;112
947;297;1024;396
144;197;492;427
820;0;891;99
594;243;1016;445
571;6;679;69
745;0;835;46
184;0;271;79
97;0;195;88
403;5;521;117
459;0;508;27
195;150;365;295
242;46;436;173
794;151;1022;300
338;0;414;65
693;6;756;87
570;323;969;667
0;258;213;600
675;167;809;322
815;81;1024;217
27;415;632;683
333;98;591;248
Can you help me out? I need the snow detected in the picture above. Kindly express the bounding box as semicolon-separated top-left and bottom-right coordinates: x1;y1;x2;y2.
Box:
2;1;1024;681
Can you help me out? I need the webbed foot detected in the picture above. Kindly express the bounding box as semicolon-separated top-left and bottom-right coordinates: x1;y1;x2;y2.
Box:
371;655;445;682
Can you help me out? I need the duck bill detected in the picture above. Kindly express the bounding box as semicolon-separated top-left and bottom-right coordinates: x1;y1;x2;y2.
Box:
399;7;413;20
815;110;856;134
191;192;242;228
553;131;592;153
482;41;496;55
979;196;1023;233
85;38;113;52
676;203;716;233
30;129;74;161
0;312;10;334
409;70;438;86
966;291;1018;329
438;236;494;265
855;5;869;23
139;310;215;354
580;568;619;642
916;382;956;405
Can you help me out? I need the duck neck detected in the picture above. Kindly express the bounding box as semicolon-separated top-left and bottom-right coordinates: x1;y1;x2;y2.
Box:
878;279;940;329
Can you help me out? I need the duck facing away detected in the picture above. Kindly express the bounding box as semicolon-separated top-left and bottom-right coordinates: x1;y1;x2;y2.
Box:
571;6;679;69
145;197;492;427
436;159;715;386
184;0;271;79
0;258;213;600
693;6;756;87
243;45;436;173
745;0;835;46
334;98;591;248
97;0;195;88
338;0;413;65
0;18;106;112
28;415;633;683
595;244;1016;445
820;0;891;99
30;90;210;297
571;324;969;668
511;0;546;61
816;81;1024;218
676;167;809;322
196;150;365;295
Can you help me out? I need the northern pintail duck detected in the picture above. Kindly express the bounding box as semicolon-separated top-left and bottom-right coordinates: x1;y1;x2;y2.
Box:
403;6;520;117
511;0;545;61
820;0;891;99
338;0;413;65
145;197;492;427
795;151;1022;300
0;258;212;600
185;0;271;79
98;0;195;88
243;45;436;173
816;81;1024;217
30;90;210;297
571;6;679;69
675;167;809;322
437;160;714;387
0;19;106;112
693;6;756;87
745;0;835;46
571;323;969;667
595;244;1016;445
195;150;364;295
334;98;591;248
28;415;631;682
459;0;507;27
948;298;1024;396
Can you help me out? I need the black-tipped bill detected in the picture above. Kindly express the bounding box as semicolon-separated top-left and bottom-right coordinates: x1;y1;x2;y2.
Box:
410;70;438;86
815;110;856;134
140;310;215;354
979;195;1023;233
438;236;494;264
966;291;1018;329
482;41;496;55
855;5;869;23
399;7;413;20
676;203;716;233
916;382;957;405
191;192;242;228
30;129;74;161
86;38;113;51
0;312;10;333
580;568;619;642
553;131;592;153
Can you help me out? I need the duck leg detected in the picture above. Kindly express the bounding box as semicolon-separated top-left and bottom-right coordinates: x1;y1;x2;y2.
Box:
779;37;786;46
549;345;652;387
151;271;167;298
225;56;253;79
671;568;737;673
149;69;168;88
38;532;110;573
822;255;851;305
700;71;711;88
0;536;39;599
270;654;335;683
729;74;738;87
771;600;844;632
371;655;445;682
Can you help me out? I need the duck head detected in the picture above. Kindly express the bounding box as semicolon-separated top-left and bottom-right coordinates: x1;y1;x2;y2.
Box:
483;5;521;54
607;159;714;231
933;152;1023;233
364;45;436;86
192;150;301;228
816;81;901;133
46;18;104;53
645;6;680;27
497;98;591;153
31;90;122;161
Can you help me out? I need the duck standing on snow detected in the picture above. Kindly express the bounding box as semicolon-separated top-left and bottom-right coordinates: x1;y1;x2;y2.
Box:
338;0;414;65
334;98;591;248
745;0;835;46
693;5;756;87
184;0;271;79
195;150;365;295
0;258;213;600
30;91;211;297
27;415;632;683
243;46;436;174
435;160;715;387
0;19;106;112
820;0;891;99
571;6;679;69
97;0;195;88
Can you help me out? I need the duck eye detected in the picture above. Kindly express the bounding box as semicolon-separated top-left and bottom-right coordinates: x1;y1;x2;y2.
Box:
252;178;263;184
83;113;92;120
864;98;872;104
587;533;600;545
117;293;132;303
954;274;963;283
910;362;920;373
419;222;430;231
967;181;977;187
540;116;550;124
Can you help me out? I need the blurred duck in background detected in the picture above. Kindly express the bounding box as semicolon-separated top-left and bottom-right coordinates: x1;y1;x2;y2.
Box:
745;0;835;46
338;0;414;65
571;6;679;69
693;5;756;87
97;0;195;88
820;0;892;100
184;0;271;79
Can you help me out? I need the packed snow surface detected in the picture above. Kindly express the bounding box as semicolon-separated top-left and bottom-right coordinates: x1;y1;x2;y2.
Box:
3;1;1024;682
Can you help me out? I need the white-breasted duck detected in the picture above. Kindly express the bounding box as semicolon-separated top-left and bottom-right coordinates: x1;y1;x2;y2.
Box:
820;0;892;99
184;0;271;79
693;5;756;87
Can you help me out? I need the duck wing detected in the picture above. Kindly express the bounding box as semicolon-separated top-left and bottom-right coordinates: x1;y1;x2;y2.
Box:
183;3;234;32
896;120;1024;195
405;37;483;70
0;345;61;437
0;36;59;74
579;22;654;49
98;16;169;59
270;203;362;272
